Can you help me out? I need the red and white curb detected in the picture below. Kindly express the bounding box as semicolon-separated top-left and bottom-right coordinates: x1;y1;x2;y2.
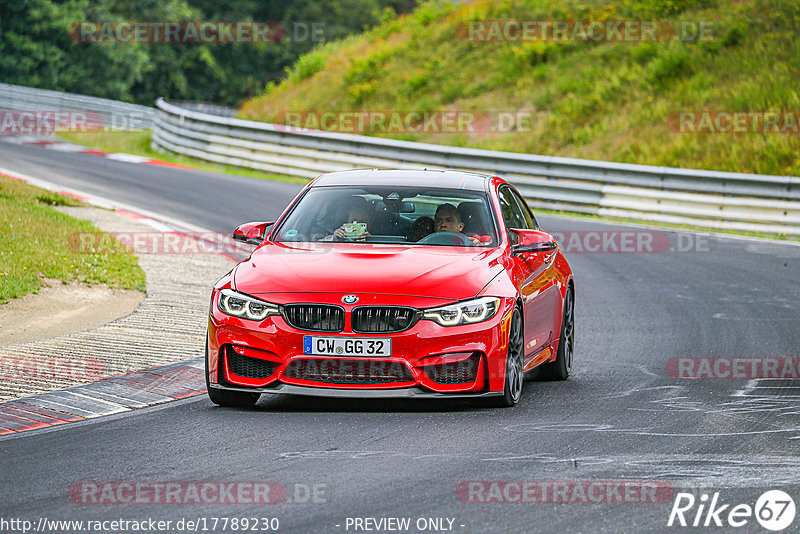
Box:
0;134;193;169
0;167;254;435
0;358;206;436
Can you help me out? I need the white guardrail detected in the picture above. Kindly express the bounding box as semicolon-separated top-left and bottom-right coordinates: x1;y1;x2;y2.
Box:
0;83;155;130
152;99;800;235
1;83;798;234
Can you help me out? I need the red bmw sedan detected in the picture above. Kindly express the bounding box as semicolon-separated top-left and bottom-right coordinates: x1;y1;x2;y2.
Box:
207;170;574;407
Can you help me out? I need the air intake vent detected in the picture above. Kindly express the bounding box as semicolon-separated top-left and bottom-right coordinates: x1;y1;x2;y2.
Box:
424;353;481;384
227;348;277;379
352;307;419;333
284;358;414;384
283;304;345;332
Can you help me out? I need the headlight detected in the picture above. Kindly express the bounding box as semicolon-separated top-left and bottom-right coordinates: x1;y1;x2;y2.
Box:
422;297;500;326
218;289;280;321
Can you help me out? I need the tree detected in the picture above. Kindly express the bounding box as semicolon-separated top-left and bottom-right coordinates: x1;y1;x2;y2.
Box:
0;0;418;106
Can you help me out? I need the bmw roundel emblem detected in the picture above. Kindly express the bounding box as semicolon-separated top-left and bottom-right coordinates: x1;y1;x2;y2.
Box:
342;294;359;304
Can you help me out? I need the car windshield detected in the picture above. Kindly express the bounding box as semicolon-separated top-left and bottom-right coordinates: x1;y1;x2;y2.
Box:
273;186;498;246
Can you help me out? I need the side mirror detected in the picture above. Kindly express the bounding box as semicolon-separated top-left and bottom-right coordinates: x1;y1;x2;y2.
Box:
232;221;274;246
510;228;557;255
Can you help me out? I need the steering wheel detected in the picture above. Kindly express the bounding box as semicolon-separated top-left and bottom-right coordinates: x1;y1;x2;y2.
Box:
308;222;337;240
313;222;335;234
416;231;474;246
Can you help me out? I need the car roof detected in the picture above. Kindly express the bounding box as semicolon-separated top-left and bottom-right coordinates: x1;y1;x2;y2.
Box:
311;169;495;192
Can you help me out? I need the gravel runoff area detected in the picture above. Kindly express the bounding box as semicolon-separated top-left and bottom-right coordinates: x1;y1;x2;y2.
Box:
0;206;235;401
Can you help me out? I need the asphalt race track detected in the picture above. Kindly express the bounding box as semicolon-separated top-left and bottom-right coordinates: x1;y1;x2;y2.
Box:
1;141;799;533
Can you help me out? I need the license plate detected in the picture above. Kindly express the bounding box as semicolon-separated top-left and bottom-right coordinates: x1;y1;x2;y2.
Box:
303;336;391;356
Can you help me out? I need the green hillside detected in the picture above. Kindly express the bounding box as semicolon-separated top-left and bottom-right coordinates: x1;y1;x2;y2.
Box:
240;0;800;176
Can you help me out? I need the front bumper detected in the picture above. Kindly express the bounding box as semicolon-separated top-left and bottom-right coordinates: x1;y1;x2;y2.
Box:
207;292;515;396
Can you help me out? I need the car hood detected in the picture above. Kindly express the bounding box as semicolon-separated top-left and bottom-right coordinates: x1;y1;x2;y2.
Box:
232;242;505;301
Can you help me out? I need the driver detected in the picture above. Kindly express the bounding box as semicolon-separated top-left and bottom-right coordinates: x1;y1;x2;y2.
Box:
433;203;464;233
433;204;490;245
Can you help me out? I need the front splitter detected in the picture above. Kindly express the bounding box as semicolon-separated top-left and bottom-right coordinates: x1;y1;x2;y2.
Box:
210;383;502;399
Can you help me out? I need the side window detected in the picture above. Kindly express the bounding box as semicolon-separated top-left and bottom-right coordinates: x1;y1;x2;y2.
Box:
498;186;528;244
511;189;538;230
498;186;528;229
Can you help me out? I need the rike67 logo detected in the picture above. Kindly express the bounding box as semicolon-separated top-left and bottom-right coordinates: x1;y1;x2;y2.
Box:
668;490;796;531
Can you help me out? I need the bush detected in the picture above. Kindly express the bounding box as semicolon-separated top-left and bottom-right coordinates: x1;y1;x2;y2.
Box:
285;50;328;83
647;43;692;87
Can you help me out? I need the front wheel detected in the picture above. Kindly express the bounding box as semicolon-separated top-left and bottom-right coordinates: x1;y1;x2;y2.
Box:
491;306;525;407
205;334;260;408
539;285;574;381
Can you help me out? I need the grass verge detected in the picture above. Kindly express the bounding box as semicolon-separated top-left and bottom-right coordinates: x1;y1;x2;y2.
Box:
57;130;308;184
0;175;146;304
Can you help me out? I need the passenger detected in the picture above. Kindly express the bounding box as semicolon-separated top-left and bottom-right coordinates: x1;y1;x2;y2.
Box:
328;206;373;241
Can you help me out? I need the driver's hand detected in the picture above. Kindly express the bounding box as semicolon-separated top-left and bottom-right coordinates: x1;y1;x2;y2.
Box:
468;234;491;246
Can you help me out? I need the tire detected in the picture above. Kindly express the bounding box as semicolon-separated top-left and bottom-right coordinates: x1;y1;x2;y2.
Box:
491;306;525;407
539;284;574;381
205;334;260;408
